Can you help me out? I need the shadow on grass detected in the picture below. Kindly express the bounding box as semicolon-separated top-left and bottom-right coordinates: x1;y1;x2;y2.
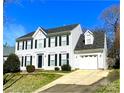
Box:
3;75;23;90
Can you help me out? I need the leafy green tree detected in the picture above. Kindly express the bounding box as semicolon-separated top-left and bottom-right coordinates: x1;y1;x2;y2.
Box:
4;54;20;74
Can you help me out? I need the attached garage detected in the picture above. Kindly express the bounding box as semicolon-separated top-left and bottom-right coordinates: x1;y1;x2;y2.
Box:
79;55;98;69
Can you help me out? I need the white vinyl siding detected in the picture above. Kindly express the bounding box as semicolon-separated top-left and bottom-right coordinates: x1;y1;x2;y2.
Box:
61;54;67;65
50;37;55;47
61;35;67;46
27;40;31;49
38;39;44;49
50;55;55;66
19;42;23;50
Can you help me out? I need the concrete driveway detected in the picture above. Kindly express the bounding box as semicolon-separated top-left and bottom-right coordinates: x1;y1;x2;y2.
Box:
34;70;109;93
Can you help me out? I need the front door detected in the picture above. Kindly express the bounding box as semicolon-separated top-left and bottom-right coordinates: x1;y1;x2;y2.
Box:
38;55;42;68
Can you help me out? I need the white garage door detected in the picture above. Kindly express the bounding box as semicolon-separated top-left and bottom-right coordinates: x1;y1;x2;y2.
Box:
79;55;98;69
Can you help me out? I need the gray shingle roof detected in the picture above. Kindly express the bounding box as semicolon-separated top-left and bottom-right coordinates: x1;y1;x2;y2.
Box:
46;24;79;33
16;24;79;41
16;31;34;41
3;47;15;56
75;31;105;51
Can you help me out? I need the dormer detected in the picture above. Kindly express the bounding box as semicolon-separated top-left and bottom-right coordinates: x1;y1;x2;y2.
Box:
84;30;94;45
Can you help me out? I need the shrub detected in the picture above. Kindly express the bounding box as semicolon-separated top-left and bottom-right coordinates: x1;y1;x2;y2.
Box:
54;67;60;71
61;64;71;71
26;65;35;73
113;58;120;69
3;54;20;74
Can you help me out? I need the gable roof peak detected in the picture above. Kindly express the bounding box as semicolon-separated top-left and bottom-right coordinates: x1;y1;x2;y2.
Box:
84;30;93;35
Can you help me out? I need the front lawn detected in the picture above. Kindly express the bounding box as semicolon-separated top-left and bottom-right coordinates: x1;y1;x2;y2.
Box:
95;69;120;93
96;79;120;93
4;72;62;93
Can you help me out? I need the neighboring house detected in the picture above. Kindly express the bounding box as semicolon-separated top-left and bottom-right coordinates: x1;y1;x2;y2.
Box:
15;24;108;70
3;46;15;62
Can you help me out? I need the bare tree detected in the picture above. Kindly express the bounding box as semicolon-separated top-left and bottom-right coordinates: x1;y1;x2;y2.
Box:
100;5;120;38
100;5;120;67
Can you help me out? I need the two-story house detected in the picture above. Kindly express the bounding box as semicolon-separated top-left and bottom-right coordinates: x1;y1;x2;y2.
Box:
15;24;108;70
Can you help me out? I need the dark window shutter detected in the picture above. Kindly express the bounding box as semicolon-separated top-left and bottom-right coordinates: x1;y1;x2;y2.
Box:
22;41;24;50
25;56;27;66
59;36;61;46
31;40;33;49
48;55;50;66
35;40;37;49
30;56;32;65
55;36;57;46
25;41;27;49
48;37;50;47
67;35;69;45
44;38;46;48
17;42;19;50
21;56;23;67
59;54;61;66
55;54;57;66
67;53;69;65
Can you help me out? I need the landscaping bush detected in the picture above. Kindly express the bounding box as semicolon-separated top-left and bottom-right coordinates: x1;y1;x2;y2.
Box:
113;58;120;69
54;67;60;71
26;65;35;73
3;54;20;74
61;64;71;71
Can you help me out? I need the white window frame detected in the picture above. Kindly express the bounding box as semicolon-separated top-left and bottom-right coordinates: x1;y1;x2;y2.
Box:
50;37;55;47
86;38;91;44
19;57;22;67
50;54;55;66
61;35;67;46
19;41;23;50
27;40;31;49
38;39;44;49
26;56;30;66
61;54;67;65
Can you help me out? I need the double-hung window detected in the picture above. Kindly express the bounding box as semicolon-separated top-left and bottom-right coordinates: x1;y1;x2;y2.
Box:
87;39;91;44
38;39;44;49
50;37;55;47
50;55;55;66
61;35;67;46
61;54;67;65
26;56;30;66
27;40;31;49
19;41;23;50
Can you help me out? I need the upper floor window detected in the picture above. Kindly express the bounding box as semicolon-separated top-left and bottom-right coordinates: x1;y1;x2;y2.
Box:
27;40;31;49
86;39;91;44
19;41;23;50
61;35;67;46
50;37;55;47
38;39;44;49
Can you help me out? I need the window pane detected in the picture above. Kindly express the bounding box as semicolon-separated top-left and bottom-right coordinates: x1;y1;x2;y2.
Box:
61;54;67;65
19;42;23;50
51;37;55;47
50;55;55;66
38;39;43;48
61;35;67;46
26;56;30;66
27;40;31;49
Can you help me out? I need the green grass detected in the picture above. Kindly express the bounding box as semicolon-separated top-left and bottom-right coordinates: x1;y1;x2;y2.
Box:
4;73;62;93
95;69;120;93
35;69;73;73
96;79;120;93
